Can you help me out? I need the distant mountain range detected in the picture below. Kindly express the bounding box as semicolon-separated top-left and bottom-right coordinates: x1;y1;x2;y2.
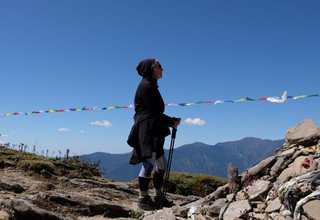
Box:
80;137;284;182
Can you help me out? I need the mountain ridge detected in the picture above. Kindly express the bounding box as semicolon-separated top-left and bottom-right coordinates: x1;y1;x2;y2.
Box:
81;137;284;182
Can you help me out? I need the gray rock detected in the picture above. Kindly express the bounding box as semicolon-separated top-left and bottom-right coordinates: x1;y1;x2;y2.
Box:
280;148;296;157
292;156;318;175
207;198;227;216
48;194;80;206
241;156;277;183
276;214;288;220
142;208;176;220
257;203;267;210
174;197;205;218
0;180;25;193
0;210;10;220
278;166;295;182
40;169;54;178
204;184;229;201
7;198;66;220
226;193;234;202
285;119;320;146
265;197;282;213
191;213;207;220
302;200;320;220
235;190;247;201
245;179;271;200
279;148;303;173
222;200;251;219
248;212;267;220
270;157;286;176
280;209;292;217
278;155;319;182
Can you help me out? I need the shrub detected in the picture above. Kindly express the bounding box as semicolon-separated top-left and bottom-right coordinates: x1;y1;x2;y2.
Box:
17;160;55;174
53;157;102;178
1;146;102;179
166;172;227;197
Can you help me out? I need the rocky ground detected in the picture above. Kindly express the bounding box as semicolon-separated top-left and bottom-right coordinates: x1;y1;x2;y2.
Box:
1;118;320;220
0;162;199;220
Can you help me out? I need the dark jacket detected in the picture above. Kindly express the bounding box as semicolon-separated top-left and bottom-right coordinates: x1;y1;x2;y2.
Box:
127;78;174;164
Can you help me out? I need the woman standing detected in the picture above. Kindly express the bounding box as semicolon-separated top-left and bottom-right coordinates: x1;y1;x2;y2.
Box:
127;58;180;210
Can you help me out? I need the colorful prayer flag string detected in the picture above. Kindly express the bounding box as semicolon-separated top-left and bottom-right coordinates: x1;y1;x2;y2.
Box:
0;91;319;118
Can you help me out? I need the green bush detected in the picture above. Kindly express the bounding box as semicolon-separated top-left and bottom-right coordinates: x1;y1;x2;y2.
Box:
17;160;55;174
53;157;102;178
166;172;227;197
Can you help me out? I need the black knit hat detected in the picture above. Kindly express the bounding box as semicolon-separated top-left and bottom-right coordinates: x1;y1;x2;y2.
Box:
136;58;157;77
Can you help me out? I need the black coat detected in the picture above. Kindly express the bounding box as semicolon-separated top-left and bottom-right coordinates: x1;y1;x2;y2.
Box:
127;78;174;164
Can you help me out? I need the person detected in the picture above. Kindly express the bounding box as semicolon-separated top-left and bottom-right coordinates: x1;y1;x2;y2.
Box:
127;58;181;210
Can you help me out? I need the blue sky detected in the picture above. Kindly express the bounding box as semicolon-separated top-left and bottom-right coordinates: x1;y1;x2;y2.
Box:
0;0;319;156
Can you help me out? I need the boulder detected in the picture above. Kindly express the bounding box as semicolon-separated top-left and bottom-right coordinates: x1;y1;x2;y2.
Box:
241;156;276;183
303;200;320;220
279;148;296;157
270;157;285;176
206;198;227;216
285;119;320;146
265;197;282;213
222;200;251;219
278;155;319;181
245;180;271;200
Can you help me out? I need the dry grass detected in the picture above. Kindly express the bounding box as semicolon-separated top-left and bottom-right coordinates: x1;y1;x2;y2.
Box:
0;146;102;179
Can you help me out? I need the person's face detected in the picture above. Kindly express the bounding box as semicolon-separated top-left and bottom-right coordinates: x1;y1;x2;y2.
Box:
153;63;163;80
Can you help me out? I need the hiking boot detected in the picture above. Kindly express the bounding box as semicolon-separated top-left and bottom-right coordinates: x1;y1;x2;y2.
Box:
138;195;156;210
153;193;175;209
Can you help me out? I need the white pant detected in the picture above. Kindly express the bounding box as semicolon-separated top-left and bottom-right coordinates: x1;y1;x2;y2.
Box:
139;152;167;177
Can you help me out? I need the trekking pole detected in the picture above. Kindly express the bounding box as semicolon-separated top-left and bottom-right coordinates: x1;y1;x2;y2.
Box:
163;128;177;198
